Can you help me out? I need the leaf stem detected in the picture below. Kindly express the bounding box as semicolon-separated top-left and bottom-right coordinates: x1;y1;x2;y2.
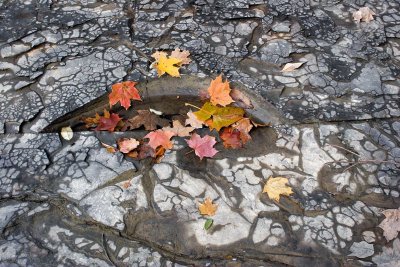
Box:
184;103;202;110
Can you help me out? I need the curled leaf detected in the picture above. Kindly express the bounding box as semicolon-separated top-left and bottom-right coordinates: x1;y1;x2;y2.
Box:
281;62;305;72
101;142;118;153
204;218;214;230
60;126;73;141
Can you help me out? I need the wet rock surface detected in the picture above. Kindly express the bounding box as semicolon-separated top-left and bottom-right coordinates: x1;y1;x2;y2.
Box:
0;0;399;266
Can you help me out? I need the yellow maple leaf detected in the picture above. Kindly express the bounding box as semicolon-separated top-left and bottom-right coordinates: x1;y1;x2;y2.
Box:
152;54;182;77
262;176;293;202
198;197;218;216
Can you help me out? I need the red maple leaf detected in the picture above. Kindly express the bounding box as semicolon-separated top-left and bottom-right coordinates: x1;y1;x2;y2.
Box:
186;133;218;160
144;129;175;150
109;81;141;110
95;113;122;132
220;127;243;149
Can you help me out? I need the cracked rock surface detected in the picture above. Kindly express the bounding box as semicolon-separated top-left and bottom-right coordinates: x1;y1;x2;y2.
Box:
0;0;399;266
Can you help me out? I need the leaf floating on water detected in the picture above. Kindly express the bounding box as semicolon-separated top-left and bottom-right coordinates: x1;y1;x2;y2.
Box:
194;102;244;131
162;120;195;137
144;129;175;150
185;110;203;129
60;126;73;140
262;176;294;202
109;81;141;110
204;218;214;230
281;62;305;72
122;110;170;131
186;133;218;160
198;197;218;216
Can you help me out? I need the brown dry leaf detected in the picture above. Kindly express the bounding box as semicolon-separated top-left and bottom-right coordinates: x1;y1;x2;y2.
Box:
262;177;293;202
170;48;191;65
101;142;118;153
233;118;253;143
353;7;375;23
185;110;203;129
207;75;234;107
281;62;305;72
198;197;218;216
122;110;170;131
378;208;400;242
230;89;253;109
163;120;195;137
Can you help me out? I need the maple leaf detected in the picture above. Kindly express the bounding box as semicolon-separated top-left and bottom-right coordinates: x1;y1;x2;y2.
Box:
170;48;191;65
117;138;140;153
207;75;234;107
95;112;122;132
101;142;118;153
262;177;293;202
353;7;375;23
198;197;218;216
185;110;203;129
378;208;400;242
230;89;253;109
220;127;243;149
151;51;168;61
145;129;175;150
109;81;141;110
186;133;218;160
151;53;182;77
163;120;194;137
232;118;253;143
281;62;305;72
84;109;109;128
194;102;245;131
122;110;170;131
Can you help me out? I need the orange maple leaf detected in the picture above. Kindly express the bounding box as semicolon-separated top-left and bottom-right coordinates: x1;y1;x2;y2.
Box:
109;81;141;110
144;129;175;150
207;75;234;107
198;197;218;216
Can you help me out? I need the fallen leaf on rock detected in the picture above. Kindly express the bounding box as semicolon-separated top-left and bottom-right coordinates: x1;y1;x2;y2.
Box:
378;208;400;242
170;48;191;65
101;142;118;153
163;120;194;137
109;81;141;110
95;112;122;132
151;53;182;77
220;127;243;149
204;218;214;230
60;126;73;140
185;110;203;129
230;89;253;109
186;133;218;160
208;75;234;107
198;197;218;216
353;7;375;23
263;177;293;202
122;110;170;131
122;180;131;189
281;62;305;72
151;51;168;61
117;138;140;153
154;146;166;163
194;102;244;131
145;129;175;150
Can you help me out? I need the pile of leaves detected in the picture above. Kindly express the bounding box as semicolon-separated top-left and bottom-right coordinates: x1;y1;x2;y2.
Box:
83;73;262;162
